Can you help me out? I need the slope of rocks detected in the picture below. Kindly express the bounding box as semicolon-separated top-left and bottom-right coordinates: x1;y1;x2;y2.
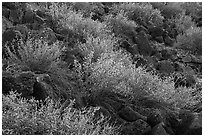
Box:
2;2;202;135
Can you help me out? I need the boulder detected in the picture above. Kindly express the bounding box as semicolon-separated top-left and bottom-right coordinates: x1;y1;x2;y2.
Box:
160;48;177;60
22;9;35;24
147;109;163;127
120;119;151;135
2;7;10;19
2;28;23;46
176;110;202;135
135;31;154;56
2;16;13;33
148;26;165;39
164;34;175;47
9;9;23;24
154;36;164;43
32;74;54;101
119;40;139;56
2;71;36;97
2;2;18;10
157;60;175;75
118;106;147;122
186;112;202;135
135;25;149;34
182;55;192;63
151;122;169;135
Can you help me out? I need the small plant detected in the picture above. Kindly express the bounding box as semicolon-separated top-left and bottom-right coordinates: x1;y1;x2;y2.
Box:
174;12;197;34
2;92;119;135
112;2;164;27
6;38;62;73
174;26;202;55
48;3;109;39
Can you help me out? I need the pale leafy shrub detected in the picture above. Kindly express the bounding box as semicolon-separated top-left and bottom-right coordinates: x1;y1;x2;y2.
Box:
70;2;105;19
85;49;201;109
112;2;164;27
174;12;197;34
78;34;117;63
159;2;183;19
105;13;137;37
48;3;109;39
168;87;202;109
174;26;202;55
2;92;118;135
181;2;202;19
6;38;62;73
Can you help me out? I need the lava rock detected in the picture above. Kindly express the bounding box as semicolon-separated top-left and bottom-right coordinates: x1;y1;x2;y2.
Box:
118;106;147;122
147;109;163;127
120;119;151;135
2;71;36;97
151;122;169;135
157;60;175;75
32;74;53;101
135;31;154;56
2;7;10;19
176;110;202;135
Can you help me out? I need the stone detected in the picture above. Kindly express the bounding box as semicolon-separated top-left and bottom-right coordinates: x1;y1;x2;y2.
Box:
120;119;151;135
2;7;10;19
118;106;147;122
2;71;36;97
135;25;149;34
164;34;175;47
2;2;18;10
155;36;164;43
148;26;165;39
147;109;163;127
2;16;13;33
151;122;169;135
182;56;192;63
32;74;53;101
176;110;202;135
103;97;123;111
135;31;154;56
160;48;177;60
22;9;35;24
157;60;175;75
9;9;23;24
2;28;23;45
185;112;202;135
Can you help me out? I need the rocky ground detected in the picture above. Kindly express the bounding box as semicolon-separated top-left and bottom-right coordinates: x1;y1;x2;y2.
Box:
2;2;202;135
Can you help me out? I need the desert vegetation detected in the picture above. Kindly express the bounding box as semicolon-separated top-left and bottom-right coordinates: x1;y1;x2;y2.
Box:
2;2;202;135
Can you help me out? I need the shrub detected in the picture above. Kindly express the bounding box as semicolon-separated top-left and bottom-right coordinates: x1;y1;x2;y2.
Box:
78;34;117;63
48;3;109;39
181;2;202;19
83;49;201;109
112;2;164;27
174;12;197;34
174;26;202;55
104;13;138;46
70;2;105;19
159;2;184;19
6;38;62;73
2;92;119;135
